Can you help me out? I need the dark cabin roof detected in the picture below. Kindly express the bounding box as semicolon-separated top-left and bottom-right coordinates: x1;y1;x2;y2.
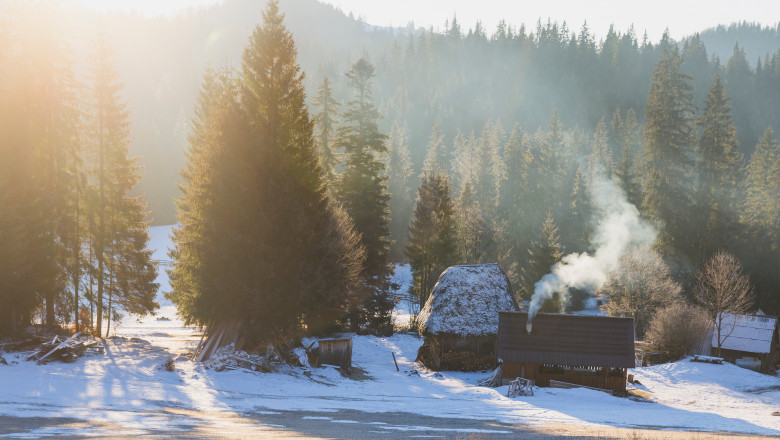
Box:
497;312;635;368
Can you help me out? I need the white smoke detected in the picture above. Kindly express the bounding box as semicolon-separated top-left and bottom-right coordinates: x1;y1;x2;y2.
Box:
526;175;656;331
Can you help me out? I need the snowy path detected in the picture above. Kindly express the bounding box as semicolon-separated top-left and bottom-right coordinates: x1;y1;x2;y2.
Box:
1;225;780;438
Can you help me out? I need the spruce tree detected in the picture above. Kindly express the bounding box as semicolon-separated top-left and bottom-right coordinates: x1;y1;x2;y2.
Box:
473;120;506;217
420;116;448;177
612;108;643;208
694;74;743;262
384;122;414;260
520;212;563;304
86;27;158;336
334;57;393;332
499;124;531;259
171;2;364;341
742;127;780;247
313;76;340;185
168;68;241;327
0;15;41;334
641;44;697;259
335;57;392;283
406;174;458;308
450;130;478;195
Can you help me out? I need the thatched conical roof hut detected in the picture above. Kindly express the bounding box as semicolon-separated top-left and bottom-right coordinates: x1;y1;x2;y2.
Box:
417;263;519;370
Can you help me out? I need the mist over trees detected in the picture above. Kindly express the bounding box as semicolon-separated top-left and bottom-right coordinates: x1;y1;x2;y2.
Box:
2;0;780;340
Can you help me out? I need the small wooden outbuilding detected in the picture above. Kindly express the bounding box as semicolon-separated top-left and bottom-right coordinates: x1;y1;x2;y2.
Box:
712;313;778;372
317;333;354;369
417;263;519;370
497;312;635;393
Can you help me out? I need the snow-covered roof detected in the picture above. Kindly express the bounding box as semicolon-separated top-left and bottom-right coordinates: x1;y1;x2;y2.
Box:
418;264;519;337
712;313;778;354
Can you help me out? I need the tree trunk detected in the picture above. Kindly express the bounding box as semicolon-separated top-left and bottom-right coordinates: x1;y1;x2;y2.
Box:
73;183;80;333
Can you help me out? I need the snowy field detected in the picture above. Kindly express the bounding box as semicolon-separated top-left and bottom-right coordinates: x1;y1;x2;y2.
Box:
1;225;780;438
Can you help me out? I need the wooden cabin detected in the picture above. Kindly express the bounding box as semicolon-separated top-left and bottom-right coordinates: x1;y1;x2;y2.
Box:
712;313;778;373
417;264;519;370
318;333;353;369
497;312;635;393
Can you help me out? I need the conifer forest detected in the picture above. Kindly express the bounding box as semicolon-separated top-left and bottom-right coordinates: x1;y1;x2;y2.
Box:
3;1;780;438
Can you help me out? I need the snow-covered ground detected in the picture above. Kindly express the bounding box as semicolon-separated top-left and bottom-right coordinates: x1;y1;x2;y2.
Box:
1;225;779;438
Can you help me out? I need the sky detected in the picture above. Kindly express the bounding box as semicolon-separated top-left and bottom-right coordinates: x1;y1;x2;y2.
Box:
76;0;780;42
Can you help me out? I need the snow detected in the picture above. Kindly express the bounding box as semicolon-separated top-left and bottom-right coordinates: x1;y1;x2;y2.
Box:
390;263;416;329
418;264;518;337
1;225;780;437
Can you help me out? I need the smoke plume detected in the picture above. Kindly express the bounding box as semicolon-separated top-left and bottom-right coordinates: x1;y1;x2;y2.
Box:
526;176;656;331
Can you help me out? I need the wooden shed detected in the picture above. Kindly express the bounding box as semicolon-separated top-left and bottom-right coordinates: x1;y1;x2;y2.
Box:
497;312;635;393
712;313;778;372
317;333;354;369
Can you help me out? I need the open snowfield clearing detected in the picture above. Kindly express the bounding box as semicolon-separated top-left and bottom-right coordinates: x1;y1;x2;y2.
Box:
1;225;779;439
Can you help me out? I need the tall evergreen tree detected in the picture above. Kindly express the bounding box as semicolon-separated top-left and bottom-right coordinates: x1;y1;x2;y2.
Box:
312;76;340;185
612;108;643;208
742;127;780;248
420;116;448;177
86;27;158;336
641;44;697;260
406;173;458;309
168;68;242;327
335;57;392;283
384;121;415;259
0;10;42;335
694;73;743;262
473;120;506;217
519;212;564;305
335;57;393;332
170;2;364;341
450;130;478;195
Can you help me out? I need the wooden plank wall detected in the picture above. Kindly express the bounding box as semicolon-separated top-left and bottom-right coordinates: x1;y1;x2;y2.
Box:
319;338;352;369
504;362;626;392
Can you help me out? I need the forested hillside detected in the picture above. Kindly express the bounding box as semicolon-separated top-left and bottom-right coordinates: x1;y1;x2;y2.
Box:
2;0;780;337
83;1;779;227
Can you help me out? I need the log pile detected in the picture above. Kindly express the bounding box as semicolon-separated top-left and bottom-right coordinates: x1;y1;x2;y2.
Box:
478;366;503;387
193;320;243;362
0;332;104;365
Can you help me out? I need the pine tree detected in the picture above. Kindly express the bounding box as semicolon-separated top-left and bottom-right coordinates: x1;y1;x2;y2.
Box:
335;57;392;283
499;124;530;254
588;118;612;180
168;68;241;327
384;121;414;259
473;120;506;217
694;73;743;262
86;27;158;336
170;2;364;341
568;166;591;251
641;44;697;259
450;130;478;195
17;3;82;328
312;76;340;185
520;212;563;304
742;127;780;248
420;116;448;177
406;174;458;308
0;12;42;334
612;108;643;208
334;57;393;332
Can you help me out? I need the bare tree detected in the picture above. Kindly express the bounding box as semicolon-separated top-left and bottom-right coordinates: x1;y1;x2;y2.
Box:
598;246;683;338
695;251;755;356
